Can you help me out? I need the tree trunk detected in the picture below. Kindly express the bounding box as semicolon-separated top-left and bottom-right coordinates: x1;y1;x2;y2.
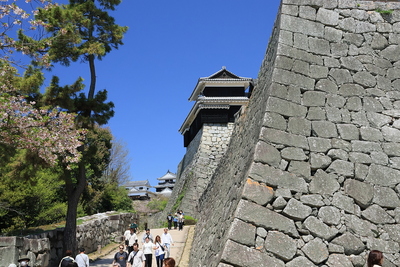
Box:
88;54;96;101
63;160;86;256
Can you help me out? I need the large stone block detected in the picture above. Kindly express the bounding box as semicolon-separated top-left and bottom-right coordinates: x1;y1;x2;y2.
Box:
226;218;256;247
272;68;315;91
308;137;331;152
234;199;299;237
318;206;341;226
248;163;308;193
242;178;274;206
312;121;338;138
286;256;316;267
282;198;312;221
266;97;308;117
326;254;353;267
220;240;284;267
260;128;309;150
343;214;378;238
373;186;400;208
366;237;400;254
303;216;339;241
366;164;400;186
288;117;311;136
331;232;365;255
362;204;395;224
281;147;308;161
264;231;297;261
302;238;329;264
280;14;324;38
309;170;339;196
344;179;373;208
332;192;355;214
316;8;339;26
254;141;281;167
327;159;354;177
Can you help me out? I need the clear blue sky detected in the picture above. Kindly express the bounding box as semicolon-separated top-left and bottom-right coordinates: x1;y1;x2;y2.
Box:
42;1;281;189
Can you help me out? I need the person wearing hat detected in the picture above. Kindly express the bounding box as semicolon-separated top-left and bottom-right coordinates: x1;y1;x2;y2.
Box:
17;256;31;267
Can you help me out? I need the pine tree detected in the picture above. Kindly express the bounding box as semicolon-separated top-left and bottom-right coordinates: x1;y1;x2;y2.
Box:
18;0;127;253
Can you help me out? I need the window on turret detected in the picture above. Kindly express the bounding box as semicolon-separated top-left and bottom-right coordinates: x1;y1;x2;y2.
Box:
203;87;245;97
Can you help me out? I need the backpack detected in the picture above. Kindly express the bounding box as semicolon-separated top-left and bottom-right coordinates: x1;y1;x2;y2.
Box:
61;257;74;267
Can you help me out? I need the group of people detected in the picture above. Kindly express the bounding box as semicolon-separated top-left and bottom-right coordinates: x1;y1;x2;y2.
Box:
58;248;90;267
115;227;175;267
7;245;384;267
166;210;184;231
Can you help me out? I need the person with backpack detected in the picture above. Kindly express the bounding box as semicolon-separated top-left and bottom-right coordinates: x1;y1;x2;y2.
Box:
59;250;75;267
127;243;145;267
113;245;129;267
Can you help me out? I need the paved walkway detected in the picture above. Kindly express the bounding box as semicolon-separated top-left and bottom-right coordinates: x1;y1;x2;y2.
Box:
90;226;191;267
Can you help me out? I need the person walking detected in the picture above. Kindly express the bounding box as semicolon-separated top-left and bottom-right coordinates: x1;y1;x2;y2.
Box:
75;248;89;267
153;235;164;267
113;245;129;267
127;228;138;254
124;227;131;250
177;211;184;231
142;229;153;244
161;229;174;259
166;214;173;230
59;250;75;267
127;243;145;267
367;250;384;267
142;237;153;267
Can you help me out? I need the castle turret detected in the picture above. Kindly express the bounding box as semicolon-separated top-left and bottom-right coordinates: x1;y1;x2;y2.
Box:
179;67;253;147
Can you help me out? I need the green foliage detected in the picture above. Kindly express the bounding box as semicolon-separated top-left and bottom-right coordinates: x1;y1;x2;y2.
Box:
0;0;129;241
81;182;133;214
0;147;68;233
172;191;185;212
375;8;394;14
29;0;128;65
183;215;197;226
147;196;168;212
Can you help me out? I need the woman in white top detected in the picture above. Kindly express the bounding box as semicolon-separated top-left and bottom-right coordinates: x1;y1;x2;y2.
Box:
142;237;153;267
153;235;164;267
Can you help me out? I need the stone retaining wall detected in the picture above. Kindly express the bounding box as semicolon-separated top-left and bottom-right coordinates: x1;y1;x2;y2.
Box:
0;212;137;267
148;123;235;228
189;0;400;266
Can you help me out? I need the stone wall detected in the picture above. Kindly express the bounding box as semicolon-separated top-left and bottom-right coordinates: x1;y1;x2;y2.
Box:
0;212;137;267
189;0;400;266
149;123;235;227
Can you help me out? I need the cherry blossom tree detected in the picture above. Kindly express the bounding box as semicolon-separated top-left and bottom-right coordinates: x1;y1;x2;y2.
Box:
1;1;86;166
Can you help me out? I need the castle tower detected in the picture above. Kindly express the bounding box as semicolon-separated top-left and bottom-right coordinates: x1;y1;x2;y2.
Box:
179;67;253;148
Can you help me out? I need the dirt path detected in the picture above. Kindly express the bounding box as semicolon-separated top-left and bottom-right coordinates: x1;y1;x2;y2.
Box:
90;225;193;267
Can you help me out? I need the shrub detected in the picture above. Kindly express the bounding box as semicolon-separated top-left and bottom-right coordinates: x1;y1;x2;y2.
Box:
184;215;197;225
